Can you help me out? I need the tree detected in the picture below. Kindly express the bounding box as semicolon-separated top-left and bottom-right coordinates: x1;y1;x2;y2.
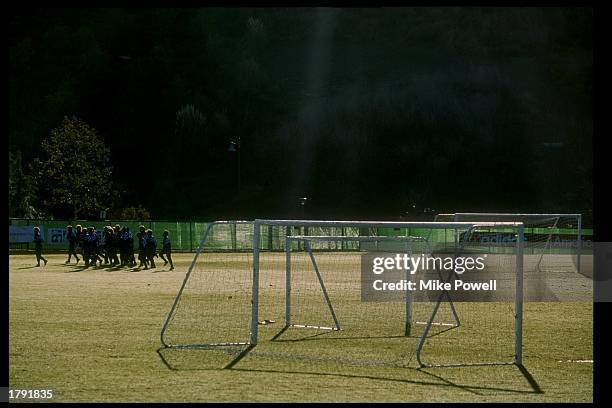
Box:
119;205;151;221
8;149;36;218
31;116;114;219
174;104;206;160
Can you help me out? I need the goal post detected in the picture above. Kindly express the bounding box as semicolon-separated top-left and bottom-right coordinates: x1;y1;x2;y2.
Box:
251;219;525;367
161;219;526;368
160;220;255;349
415;223;525;367
434;213;582;275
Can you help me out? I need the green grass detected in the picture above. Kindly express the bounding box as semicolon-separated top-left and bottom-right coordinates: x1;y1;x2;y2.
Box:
9;253;592;402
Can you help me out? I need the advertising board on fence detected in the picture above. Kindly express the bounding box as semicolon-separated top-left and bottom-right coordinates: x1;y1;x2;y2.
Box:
9;226;38;243
9;226;103;245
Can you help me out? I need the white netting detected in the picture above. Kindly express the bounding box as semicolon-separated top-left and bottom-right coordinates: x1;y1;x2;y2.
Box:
161;220;523;368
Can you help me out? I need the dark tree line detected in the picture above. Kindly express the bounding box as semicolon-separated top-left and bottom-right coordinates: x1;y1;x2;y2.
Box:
9;8;593;225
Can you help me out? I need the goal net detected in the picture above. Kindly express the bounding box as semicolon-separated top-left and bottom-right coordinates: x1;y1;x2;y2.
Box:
161;220;525;368
432;213;586;303
433;213;582;274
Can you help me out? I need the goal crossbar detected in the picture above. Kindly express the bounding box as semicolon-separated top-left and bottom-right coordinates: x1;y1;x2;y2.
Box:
252;220;525;367
256;219;523;228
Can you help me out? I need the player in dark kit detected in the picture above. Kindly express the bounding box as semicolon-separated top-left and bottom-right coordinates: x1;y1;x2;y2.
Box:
86;227;98;267
33;226;48;267
104;226;119;266
145;229;157;269
136;231;148;269
92;227;105;266
113;225;124;266
118;226;128;266
159;230;174;270
93;227;107;266
75;224;84;258
82;228;91;267
102;226;112;265
124;227;135;266
65;225;80;264
85;227;102;267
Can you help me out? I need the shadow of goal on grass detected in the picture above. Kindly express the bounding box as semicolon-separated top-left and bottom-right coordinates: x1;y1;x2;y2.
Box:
415;363;543;396
156;345;542;396
226;364;543;396
156;344;256;371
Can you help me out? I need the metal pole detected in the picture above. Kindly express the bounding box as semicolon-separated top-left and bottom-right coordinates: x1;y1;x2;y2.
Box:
285;227;292;327
250;222;261;345
405;239;413;337
305;240;341;330
415;289;445;367
515;224;524;365
231;222;237;251
189;222;193;252
577;214;582;274
237;137;241;192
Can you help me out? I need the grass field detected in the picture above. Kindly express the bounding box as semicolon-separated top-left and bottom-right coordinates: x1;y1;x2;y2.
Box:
9;253;592;402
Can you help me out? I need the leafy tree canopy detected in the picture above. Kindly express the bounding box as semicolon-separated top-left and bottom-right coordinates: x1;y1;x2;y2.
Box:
31;116;114;219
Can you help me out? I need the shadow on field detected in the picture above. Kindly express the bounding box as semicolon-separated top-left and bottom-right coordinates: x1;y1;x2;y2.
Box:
227;365;543;396
89;264;130;271
517;364;544;394
157;345;256;371
128;267;146;272
63;266;91;273
156;345;543;396
416;364;543;395
62;263;136;273
63;265;103;272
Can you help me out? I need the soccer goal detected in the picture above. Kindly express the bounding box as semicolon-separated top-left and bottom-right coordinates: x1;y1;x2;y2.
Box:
433;213;582;274
159;220;366;350
160;219;526;368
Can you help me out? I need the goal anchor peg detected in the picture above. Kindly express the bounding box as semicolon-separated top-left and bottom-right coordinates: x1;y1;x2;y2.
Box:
258;319;277;325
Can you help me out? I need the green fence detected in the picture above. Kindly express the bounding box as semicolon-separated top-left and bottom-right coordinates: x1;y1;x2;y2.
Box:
8;219;363;252
9;218;593;253
9;219;215;252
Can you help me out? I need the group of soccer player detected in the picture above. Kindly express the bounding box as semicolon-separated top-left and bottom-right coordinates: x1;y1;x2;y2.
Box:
63;224;174;270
